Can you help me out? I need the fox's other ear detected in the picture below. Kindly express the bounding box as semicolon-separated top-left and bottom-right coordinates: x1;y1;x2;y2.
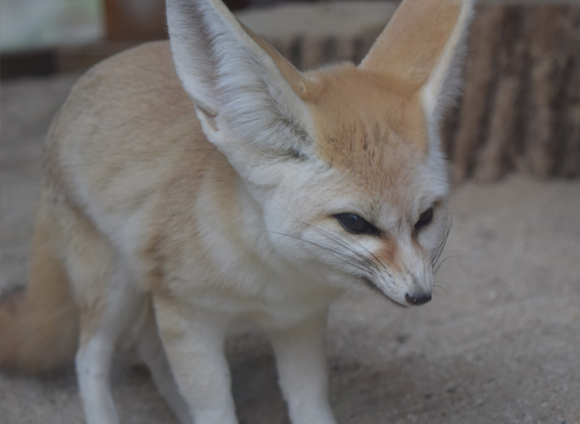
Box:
359;0;474;124
166;0;311;156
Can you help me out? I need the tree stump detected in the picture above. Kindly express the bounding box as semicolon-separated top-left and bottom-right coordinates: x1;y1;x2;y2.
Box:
445;3;580;183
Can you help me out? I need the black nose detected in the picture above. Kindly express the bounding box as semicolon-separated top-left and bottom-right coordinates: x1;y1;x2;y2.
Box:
405;292;432;306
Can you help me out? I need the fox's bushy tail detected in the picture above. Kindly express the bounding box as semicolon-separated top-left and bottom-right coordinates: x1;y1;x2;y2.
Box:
0;208;79;372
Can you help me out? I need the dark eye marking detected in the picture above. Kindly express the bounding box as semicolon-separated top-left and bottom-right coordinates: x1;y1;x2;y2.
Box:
415;207;434;231
334;213;380;236
288;148;307;160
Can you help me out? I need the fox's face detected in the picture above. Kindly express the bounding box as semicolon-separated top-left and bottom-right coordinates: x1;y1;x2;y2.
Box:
167;0;472;305
247;67;450;306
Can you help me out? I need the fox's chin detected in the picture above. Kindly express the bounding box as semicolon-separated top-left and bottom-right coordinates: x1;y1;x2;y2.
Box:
359;277;408;308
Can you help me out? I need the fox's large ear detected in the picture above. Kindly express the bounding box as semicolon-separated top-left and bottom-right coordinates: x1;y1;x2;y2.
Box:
359;0;474;124
166;0;311;158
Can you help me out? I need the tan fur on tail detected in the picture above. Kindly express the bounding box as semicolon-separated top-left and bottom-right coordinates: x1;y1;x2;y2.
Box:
0;203;79;372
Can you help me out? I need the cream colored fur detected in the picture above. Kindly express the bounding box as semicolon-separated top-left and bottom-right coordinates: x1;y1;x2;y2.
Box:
0;0;474;423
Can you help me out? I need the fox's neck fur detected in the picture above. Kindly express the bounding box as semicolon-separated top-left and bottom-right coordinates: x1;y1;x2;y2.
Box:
190;150;344;327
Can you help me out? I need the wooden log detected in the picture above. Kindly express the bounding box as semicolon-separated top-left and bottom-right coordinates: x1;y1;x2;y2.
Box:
237;2;397;69
557;7;580;178
449;5;506;183
473;6;527;182
523;7;563;177
450;4;580;182
103;0;167;41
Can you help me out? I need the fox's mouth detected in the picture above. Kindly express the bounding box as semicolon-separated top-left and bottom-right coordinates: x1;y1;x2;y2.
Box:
359;276;407;308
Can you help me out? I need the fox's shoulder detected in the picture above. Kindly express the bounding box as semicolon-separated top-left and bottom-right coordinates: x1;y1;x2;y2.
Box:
68;40;197;133
76;41;178;94
51;40;210;163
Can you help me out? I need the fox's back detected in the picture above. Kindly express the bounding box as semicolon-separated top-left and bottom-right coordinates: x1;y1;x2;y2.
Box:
51;41;217;200
46;42;227;255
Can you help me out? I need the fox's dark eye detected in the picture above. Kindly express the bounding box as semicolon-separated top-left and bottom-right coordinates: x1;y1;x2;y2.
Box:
335;213;379;236
415;207;434;230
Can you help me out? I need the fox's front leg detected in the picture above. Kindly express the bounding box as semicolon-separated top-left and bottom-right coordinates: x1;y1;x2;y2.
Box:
153;295;237;424
269;308;337;424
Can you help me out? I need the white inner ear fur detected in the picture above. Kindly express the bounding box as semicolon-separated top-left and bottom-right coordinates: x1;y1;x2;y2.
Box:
196;105;219;133
420;0;474;127
166;0;312;155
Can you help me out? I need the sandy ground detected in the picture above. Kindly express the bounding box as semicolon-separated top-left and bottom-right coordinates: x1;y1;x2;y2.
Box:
1;73;579;424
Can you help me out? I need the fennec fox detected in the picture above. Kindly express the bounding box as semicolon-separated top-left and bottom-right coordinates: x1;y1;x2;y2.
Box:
0;0;473;422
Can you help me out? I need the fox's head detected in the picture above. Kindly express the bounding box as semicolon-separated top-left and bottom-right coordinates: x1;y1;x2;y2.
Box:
167;0;473;306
